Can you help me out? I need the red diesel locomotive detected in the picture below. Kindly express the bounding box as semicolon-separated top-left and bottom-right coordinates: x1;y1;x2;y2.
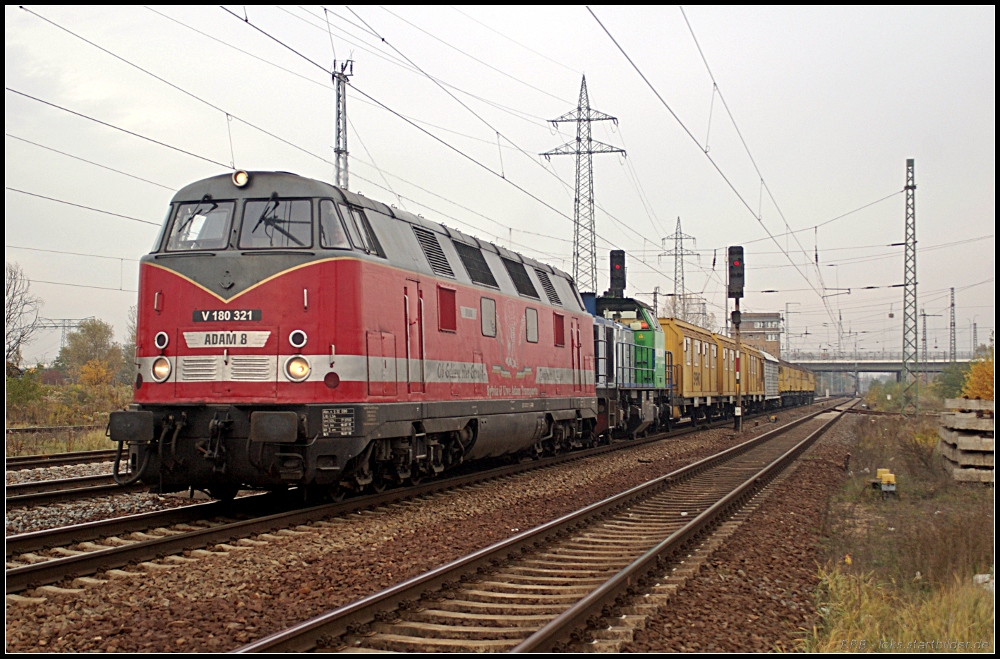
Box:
110;171;597;499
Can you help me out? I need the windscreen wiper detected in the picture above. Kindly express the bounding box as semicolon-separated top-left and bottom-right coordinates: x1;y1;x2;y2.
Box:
176;194;217;235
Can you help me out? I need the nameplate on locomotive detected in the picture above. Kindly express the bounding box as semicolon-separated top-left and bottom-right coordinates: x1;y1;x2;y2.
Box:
192;309;262;322
183;331;271;348
322;408;355;437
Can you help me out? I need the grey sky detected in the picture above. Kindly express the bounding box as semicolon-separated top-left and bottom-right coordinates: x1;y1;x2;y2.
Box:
5;5;995;364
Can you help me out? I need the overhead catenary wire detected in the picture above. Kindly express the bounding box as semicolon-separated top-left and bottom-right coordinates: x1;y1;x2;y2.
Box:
5;133;176;191
5;88;229;169
448;6;580;75
587;6;838;326
5;187;160;227
222;7;685;288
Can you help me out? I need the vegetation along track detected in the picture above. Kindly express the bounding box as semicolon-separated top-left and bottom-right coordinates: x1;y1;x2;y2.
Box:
5;402;837;595
238;400;856;653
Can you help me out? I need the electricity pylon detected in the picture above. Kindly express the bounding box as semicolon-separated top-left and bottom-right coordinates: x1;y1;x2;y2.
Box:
542;76;624;293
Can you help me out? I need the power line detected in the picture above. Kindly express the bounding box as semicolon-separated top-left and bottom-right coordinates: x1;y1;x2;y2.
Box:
20;7;342;173
377;6;572;104
587;7;835;322
30;279;137;293
449;6;580;75
5;244;140;262
5;87;229;169
5;133;175;191
5;187;159;227
221;6;683;287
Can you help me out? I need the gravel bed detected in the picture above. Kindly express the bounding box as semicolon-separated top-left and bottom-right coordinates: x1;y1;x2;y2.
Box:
4;405;826;652
6;492;202;536
622;415;857;652
5;462;113;486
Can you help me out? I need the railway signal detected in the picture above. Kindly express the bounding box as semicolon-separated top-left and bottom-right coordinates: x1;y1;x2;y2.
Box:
728;245;745;431
609;249;626;296
727;246;744;299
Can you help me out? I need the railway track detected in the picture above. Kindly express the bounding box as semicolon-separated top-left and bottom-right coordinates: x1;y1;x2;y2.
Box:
237;400;855;653
5;401;836;595
5;449;117;471
5;475;145;508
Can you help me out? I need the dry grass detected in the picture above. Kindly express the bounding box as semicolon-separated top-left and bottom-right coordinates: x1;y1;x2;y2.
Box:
5;429;110;457
805;570;994;652
807;416;995;652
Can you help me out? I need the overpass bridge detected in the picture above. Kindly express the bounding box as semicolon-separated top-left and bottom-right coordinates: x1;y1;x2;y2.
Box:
786;350;975;380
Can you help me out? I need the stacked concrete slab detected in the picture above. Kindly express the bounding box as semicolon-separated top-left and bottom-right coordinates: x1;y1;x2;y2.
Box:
938;398;994;483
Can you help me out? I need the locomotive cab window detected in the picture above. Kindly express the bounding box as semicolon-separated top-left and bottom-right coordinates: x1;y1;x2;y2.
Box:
526;308;538;343
240;198;312;249
166;201;235;251
481;297;497;337
318;200;351;249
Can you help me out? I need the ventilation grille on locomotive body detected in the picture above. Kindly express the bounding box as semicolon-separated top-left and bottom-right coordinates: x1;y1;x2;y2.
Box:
534;269;562;306
412;226;455;278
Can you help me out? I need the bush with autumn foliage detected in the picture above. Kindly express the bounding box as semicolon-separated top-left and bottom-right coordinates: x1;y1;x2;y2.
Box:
961;344;994;400
5;318;133;427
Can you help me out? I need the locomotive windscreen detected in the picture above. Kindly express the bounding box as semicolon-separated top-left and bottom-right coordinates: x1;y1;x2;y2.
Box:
166;201;235;251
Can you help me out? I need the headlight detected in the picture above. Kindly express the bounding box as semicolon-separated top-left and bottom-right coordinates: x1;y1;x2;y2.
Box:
232;169;250;187
284;356;311;382
289;330;308;349
151;357;172;382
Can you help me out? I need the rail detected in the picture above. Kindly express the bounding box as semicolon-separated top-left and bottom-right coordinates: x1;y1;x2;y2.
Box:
235;401;847;652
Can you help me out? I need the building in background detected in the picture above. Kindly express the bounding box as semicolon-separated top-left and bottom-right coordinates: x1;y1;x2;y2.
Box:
741;312;783;358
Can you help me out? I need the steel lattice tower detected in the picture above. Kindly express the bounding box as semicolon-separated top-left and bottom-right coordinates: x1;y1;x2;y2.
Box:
542;76;624;293
949;287;956;363
901;159;918;414
333;60;353;189
659;217;698;319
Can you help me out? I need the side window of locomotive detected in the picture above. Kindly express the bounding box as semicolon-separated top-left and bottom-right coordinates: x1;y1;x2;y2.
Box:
694;340;700;367
240;198;312;249
526;308;538;343
318;200;351;249
553;312;565;347
438;286;457;332
166;201;235;251
481;297;497;338
336;202;365;249
338;203;385;257
685;337;691;365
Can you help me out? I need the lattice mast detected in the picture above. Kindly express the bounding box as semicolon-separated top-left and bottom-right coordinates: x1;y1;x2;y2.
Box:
920;309;941;364
949;287;956;363
659;217;698;319
901;159;918;415
333;60;354;189
542;76;624;293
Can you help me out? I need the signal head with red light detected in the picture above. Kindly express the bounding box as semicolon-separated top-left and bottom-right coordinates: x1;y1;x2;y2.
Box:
728;246;745;298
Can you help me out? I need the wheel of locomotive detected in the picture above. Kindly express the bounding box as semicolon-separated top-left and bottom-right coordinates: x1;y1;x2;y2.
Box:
370;468;393;493
208;485;239;501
